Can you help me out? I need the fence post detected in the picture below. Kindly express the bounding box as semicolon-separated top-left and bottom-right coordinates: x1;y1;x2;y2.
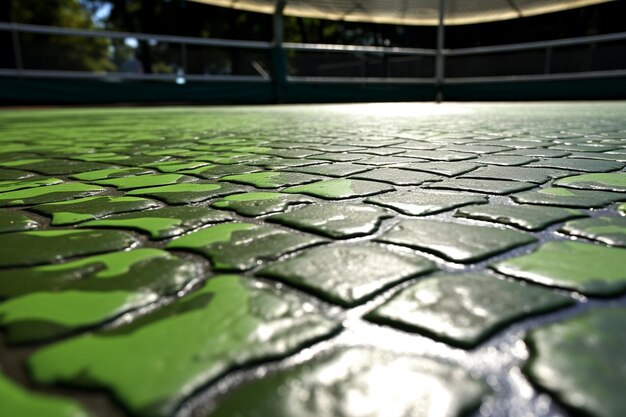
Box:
9;9;23;73
544;46;552;74
180;43;187;75
435;0;446;102
271;0;287;103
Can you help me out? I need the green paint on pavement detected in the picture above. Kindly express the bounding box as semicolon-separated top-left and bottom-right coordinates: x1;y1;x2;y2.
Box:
559;216;626;247
0;209;39;233
0;229;138;268
81;206;233;239
127;182;242;204
0;370;88;417
0;183;106;207
284;179;394;199
554;172;626;192
525;307;626;417
93;174;194;190
28;275;338;417
168;223;326;271
493;241;626;296
33;196;160;225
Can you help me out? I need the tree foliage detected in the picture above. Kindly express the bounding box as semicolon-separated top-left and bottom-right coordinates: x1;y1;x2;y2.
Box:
9;0;114;72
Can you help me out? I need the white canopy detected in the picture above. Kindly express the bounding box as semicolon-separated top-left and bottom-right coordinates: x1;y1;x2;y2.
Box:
190;0;614;26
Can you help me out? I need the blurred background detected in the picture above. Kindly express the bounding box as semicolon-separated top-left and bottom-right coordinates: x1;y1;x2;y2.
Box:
1;0;625;104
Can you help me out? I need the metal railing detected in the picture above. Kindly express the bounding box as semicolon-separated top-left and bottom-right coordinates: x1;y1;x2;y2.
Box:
0;22;272;82
1;21;625;86
444;31;626;83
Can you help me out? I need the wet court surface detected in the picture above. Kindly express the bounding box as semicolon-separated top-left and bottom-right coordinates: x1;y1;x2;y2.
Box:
0;102;624;417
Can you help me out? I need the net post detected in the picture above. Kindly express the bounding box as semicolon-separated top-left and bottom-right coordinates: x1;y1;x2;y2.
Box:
435;0;446;102
272;0;287;103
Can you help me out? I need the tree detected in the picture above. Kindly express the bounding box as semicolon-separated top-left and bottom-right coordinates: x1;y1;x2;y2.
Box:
8;0;115;72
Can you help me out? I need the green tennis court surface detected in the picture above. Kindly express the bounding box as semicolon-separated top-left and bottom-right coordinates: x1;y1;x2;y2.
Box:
0;102;624;417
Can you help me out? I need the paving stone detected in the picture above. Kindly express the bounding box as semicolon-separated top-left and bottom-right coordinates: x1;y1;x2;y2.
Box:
179;164;263;179
28;275;338;417
366;273;575;348
32;196;161;225
492;241;626;296
0;168;36;180
144;160;209;173
527;158;623;172
0;182;107;207
0;248;174;298
126;182;243;204
350;167;443;186
393;140;440;150
73;152;130;162
390;161;481;177
366;190;487;215
550;144;619;153
311;152;368;162
268;204;392;238
0;229;138;268
355;147;407;156
220;171;324;189
568;151;626;162
255;158;328;169
106;155;173;167
354;155;415;166
209;347;488;417
397;150;477;161
257;244;434;306
185;154;243;164
0;153;42;163
167;223;326;271
455;205;586;231
81;206;233;239
417;135;473;144
284;179;394;199
4;104;626;417
524;307;626;417
554;173;626;192
425;178;536;195
499;139;547;148
512;187;626;208
441;144;509;154
258;148;322;159
144;148;190;156
0;370;88;417
70;167;154;181
504;148;570;158
303;144;366;153
0;249;200;343
0;209;39;233
0;159;113;175
377;219;536;263
559;216;626;247
0;177;62;193
461;165;572;184
286;162;369;177
472;155;537;166
354;139;405;147
211;192;313;216
93;174;196;190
